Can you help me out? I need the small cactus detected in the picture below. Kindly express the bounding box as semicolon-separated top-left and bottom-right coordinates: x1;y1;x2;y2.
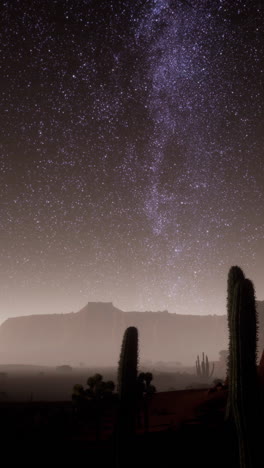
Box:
196;352;214;381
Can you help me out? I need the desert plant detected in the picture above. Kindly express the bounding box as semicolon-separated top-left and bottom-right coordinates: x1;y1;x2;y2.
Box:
229;278;259;468
72;375;115;408
72;373;115;441
87;373;103;390
226;265;245;420
72;373;115;401
143;372;156;432
116;326;138;467
136;372;146;428
117;326;138;402
135;372;156;431
196;352;214;381
72;383;85;399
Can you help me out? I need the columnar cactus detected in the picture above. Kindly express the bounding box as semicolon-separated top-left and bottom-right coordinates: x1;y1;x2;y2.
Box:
117;326;138;404
226;266;245;419
229;278;258;468
116;326;139;467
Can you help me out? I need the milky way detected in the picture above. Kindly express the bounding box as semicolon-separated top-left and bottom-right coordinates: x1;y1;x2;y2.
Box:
1;0;264;319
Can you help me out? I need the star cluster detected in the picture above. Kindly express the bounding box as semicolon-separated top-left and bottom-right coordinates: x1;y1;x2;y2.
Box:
0;0;264;319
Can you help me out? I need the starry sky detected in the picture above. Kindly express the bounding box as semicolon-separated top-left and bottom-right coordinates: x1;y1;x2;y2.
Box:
1;0;264;321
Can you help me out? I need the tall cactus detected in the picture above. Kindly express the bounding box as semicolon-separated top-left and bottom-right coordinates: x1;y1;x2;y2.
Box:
229;278;258;468
226;266;245;420
117;326;138;404
116;326;138;467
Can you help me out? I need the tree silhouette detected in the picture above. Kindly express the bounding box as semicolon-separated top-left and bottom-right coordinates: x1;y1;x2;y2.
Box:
72;373;115;440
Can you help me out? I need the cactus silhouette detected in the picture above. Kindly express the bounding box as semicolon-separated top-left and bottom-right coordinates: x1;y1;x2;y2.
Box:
229;278;259;468
143;372;156;432
226;265;245;420
196;352;214;380
117;326;138;403
135;372;156;432
116;326;138;467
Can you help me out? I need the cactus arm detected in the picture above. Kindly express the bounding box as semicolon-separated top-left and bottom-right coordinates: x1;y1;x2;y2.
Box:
205;355;209;378
196;355;201;377
209;362;214;379
201;352;205;377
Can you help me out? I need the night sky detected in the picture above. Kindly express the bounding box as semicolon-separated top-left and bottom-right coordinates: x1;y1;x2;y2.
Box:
1;0;264;320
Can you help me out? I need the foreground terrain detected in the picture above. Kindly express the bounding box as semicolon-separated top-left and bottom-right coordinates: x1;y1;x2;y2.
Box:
0;385;238;466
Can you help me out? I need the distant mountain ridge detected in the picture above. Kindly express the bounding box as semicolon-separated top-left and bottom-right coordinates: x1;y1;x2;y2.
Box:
0;301;263;366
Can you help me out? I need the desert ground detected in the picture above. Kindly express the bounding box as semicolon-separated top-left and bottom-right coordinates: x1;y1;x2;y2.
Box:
0;366;235;466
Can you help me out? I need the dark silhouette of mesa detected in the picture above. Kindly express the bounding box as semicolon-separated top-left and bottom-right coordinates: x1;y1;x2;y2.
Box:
0;268;264;467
